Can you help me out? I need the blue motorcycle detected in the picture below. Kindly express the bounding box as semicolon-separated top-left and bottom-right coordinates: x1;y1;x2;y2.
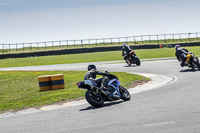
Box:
76;73;131;107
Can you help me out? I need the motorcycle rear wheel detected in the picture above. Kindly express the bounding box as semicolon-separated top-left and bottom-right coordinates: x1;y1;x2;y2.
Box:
119;86;131;101
85;90;104;107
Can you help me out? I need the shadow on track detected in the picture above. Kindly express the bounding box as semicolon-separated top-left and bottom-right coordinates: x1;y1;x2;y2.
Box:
180;69;199;72
79;101;124;111
124;65;137;67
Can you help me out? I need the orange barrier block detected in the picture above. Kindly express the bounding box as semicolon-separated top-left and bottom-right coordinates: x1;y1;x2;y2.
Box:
38;75;52;91
50;74;65;90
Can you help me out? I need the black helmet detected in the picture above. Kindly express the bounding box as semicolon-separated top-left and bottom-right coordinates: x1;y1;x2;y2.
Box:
88;64;97;71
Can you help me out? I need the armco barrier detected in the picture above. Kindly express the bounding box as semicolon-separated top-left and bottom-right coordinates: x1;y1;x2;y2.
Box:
1;42;200;59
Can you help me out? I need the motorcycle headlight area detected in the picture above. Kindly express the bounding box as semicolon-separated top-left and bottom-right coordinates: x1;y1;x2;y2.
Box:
76;82;84;88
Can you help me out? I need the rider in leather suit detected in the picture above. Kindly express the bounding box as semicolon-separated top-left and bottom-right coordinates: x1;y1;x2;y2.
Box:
175;45;189;67
122;43;133;62
84;64;118;98
84;64;110;85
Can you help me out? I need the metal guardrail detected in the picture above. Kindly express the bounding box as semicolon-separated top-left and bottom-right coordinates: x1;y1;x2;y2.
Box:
0;32;200;53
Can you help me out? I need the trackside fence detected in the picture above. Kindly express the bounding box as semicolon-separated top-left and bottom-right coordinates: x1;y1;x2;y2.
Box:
0;32;200;53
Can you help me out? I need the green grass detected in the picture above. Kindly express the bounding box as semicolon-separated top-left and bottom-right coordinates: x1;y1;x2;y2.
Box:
1;47;200;68
1;46;200;112
0;71;148;113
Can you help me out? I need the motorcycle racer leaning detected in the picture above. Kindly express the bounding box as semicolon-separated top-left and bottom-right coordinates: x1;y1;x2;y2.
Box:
122;43;134;63
175;45;189;67
84;64;118;98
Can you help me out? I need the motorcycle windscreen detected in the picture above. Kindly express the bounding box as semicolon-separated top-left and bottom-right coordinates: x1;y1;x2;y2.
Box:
116;80;121;97
116;80;120;87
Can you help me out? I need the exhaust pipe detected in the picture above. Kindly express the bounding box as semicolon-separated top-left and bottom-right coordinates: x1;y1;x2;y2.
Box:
97;88;113;101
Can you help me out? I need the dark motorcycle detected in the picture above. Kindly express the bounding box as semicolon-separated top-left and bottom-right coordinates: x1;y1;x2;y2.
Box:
124;51;141;66
76;73;131;107
184;52;200;69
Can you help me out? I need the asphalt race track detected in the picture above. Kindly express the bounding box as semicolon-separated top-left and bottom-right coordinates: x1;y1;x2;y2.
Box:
1;59;200;133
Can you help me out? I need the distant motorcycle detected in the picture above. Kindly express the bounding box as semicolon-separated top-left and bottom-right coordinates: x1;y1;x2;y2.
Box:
124;51;141;66
76;72;131;107
183;52;200;69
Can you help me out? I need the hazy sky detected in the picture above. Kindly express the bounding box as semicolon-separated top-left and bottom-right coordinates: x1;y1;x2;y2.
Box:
0;0;200;43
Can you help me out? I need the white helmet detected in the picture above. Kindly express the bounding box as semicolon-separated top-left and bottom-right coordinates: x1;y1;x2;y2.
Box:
175;45;180;50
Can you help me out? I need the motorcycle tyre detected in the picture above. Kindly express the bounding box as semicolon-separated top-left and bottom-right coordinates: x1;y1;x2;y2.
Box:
119;86;131;101
85;90;104;107
134;57;141;66
193;60;200;69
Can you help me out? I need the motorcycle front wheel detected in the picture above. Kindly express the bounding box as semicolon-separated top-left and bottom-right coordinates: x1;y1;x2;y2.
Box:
134;57;141;66
119;86;131;101
192;60;200;69
85;90;104;107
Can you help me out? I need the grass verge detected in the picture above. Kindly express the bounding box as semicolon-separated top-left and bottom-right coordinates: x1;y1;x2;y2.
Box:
1;46;200;68
0;71;149;113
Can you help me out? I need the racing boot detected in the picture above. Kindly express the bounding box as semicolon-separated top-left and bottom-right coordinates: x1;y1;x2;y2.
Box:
180;61;187;67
